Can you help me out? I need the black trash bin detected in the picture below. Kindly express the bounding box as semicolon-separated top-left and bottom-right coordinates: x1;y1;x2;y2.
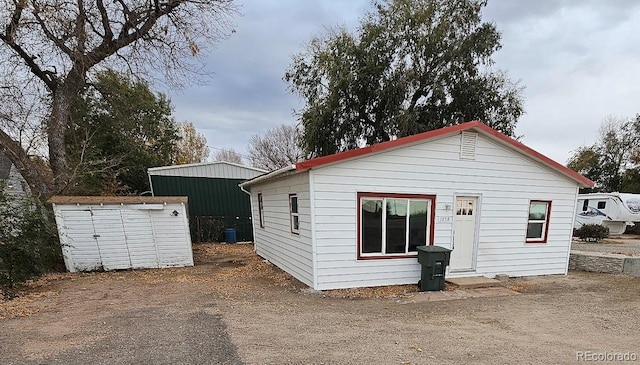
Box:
416;245;452;291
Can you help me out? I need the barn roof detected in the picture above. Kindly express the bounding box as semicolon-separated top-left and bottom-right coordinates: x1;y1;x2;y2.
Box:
242;121;595;188
148;161;267;180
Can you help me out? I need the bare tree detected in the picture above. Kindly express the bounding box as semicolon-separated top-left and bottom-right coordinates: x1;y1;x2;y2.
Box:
174;121;210;165
214;147;243;165
0;0;237;198
248;124;304;171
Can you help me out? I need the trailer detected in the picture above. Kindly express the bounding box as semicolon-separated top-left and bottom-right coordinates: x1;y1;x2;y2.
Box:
574;193;640;235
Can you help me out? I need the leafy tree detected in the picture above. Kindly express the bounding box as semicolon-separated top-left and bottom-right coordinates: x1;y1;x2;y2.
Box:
567;116;640;192
0;186;61;299
248;124;303;171
0;0;237;198
285;0;524;157
174;122;210;165
567;145;602;190
214;148;243;165
67;71;179;195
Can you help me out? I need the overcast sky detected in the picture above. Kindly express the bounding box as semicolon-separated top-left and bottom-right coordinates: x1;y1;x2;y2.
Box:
163;0;640;165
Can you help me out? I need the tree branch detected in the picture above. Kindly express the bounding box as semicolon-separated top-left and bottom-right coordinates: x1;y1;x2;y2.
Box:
0;2;58;90
95;0;113;39
31;1;75;58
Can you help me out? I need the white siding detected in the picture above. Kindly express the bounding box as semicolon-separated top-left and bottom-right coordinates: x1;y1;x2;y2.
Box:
53;202;193;272
311;133;579;290
249;171;314;287
149;161;265;179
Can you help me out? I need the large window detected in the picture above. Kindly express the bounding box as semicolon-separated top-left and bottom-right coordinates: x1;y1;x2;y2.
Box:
358;193;434;259
526;200;551;243
258;193;264;228
289;194;299;234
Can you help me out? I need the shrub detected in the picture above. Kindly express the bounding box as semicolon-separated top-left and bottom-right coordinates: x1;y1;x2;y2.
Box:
0;188;62;299
574;224;609;242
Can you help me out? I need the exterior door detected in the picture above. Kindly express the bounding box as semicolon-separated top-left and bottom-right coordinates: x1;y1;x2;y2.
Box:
91;210;131;270
61;210;103;271
450;197;478;272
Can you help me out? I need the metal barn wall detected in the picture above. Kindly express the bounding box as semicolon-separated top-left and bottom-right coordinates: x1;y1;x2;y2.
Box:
150;175;253;242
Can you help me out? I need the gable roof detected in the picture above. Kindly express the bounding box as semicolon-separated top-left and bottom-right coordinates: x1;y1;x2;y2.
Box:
242;121;594;188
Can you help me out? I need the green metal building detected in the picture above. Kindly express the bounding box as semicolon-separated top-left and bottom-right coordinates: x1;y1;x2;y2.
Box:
148;161;267;242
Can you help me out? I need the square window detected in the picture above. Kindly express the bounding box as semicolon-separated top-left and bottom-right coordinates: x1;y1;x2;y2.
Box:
597;201;606;209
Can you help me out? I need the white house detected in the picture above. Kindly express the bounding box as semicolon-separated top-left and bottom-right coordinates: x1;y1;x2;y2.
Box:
0;153;31;201
240;121;594;290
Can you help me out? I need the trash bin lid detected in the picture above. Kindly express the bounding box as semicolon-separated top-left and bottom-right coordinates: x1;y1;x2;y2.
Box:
416;245;452;253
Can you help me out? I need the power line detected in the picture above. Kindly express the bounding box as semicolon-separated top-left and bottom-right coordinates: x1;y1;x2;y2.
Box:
207;145;251;159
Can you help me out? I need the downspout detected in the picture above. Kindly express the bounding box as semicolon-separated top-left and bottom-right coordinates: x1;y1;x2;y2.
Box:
147;170;155;196
240;184;257;251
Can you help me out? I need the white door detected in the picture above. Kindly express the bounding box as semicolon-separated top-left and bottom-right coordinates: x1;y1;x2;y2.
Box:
121;209;159;269
450;197;478;272
61;210;103;271
91;210;131;270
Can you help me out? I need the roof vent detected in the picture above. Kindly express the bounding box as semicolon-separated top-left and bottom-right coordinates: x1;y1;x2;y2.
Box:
460;131;477;160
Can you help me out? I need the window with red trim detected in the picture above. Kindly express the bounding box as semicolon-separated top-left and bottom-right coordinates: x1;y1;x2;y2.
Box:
358;193;435;259
526;200;551;243
257;193;264;228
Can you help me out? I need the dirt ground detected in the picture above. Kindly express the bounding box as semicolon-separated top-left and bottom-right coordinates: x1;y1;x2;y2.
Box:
1;243;640;365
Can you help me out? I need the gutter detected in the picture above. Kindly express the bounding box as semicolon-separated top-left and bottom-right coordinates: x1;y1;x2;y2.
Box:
239;164;296;188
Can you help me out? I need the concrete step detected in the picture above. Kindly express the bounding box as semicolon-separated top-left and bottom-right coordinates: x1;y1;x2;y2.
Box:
446;276;502;289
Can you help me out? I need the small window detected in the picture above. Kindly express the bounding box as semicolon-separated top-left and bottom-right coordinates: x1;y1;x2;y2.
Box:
597;201;606;210
258;193;264;228
582;199;589;212
526;200;551;243
289;194;299;234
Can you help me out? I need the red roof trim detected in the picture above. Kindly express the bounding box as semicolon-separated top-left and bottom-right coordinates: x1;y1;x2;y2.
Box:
295;120;594;188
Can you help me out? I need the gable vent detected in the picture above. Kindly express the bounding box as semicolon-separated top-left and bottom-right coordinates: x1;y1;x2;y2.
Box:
460;131;478;160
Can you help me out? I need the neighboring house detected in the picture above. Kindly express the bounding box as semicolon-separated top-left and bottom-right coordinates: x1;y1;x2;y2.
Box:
148;161;267;242
0;153;30;201
240;121;594;290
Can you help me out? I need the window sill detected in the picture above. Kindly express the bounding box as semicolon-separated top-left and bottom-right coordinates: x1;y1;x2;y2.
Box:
525;240;547;244
358;253;418;260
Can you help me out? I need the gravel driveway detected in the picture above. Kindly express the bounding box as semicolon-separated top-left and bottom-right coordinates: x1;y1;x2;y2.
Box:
572;234;640;256
2;243;639;365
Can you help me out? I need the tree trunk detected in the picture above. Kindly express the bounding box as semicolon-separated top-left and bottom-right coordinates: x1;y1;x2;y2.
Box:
48;90;71;195
48;72;84;195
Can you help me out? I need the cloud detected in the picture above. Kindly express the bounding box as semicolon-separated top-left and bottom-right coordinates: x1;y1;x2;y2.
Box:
164;0;640;166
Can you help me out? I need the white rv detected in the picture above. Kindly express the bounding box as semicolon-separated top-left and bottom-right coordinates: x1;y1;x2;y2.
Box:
574;193;640;235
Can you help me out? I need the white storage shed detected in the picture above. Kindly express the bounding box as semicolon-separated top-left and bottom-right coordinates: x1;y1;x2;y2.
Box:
50;196;193;272
240;121;595;290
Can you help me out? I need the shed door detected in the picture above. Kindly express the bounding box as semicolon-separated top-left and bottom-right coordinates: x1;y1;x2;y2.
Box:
91;210;131;270
61;210;103;271
121;209;159;269
450;197;478;272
